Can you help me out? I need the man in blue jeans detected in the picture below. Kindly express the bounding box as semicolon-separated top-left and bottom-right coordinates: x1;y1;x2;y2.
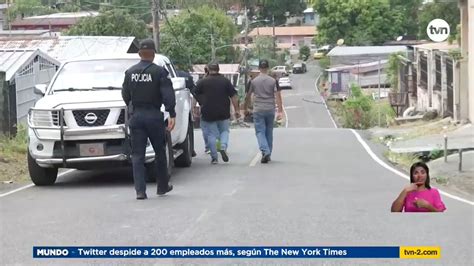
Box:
244;59;283;163
194;62;240;164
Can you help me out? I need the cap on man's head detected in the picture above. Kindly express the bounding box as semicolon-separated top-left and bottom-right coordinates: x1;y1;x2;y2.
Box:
139;39;156;51
207;62;219;72
259;59;269;69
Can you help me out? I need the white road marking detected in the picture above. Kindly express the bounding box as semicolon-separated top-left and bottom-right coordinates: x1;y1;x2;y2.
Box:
196;209;209;222
350;129;474;206
283;105;289;128
315;74;337;129
0;169;76;198
249;152;262;167
284;106;301;110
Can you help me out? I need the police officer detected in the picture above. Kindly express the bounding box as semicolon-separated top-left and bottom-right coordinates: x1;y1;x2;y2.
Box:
122;39;175;200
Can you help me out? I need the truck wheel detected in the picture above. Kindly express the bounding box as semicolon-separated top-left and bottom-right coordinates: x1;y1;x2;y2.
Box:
174;121;193;167
28;151;58;186
146;131;173;182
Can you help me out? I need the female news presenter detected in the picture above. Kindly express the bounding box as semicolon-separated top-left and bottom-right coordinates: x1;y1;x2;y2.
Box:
391;162;446;212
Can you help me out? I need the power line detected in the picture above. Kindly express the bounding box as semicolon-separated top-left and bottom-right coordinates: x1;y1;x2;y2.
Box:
159;6;193;67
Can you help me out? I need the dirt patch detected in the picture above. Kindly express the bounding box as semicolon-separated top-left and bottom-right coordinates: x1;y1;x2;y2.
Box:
0;153;29;184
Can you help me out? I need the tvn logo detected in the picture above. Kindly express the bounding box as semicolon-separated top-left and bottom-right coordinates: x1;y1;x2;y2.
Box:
34;248;69;257
427;19;450;42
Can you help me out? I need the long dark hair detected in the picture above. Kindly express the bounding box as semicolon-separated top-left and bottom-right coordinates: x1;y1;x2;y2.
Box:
409;162;431;189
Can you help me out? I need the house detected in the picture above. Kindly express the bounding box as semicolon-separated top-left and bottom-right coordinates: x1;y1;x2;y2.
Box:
409;42;459;119
0;29;57;38
327;46;408;67
248;26;316;49
392;1;471;122
10;11;99;32
0;36;139;62
326;60;389;96
0;49;60;135
302;7;319;26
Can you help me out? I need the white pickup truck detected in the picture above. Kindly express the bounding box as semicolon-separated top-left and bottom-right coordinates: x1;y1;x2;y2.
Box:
27;54;194;185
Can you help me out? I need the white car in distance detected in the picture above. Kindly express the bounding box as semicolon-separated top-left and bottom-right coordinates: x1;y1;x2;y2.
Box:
278;76;292;90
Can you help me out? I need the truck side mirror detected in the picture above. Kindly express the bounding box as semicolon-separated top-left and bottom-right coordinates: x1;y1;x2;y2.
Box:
171;77;186;91
34;84;47;96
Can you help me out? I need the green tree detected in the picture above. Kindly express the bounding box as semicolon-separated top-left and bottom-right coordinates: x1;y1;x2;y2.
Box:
65;9;148;39
418;0;460;41
258;0;306;25
389;0;423;37
313;0;405;45
160;6;237;69
106;0;152;23
8;0;52;20
252;36;275;63
299;45;310;60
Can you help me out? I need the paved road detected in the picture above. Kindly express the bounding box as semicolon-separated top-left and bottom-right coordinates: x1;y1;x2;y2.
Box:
282;64;335;128
0;62;472;265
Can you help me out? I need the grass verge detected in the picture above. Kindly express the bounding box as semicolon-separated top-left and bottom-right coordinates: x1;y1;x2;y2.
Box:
0;126;29;183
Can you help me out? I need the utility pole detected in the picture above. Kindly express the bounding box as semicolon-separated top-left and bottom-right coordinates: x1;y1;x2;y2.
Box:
244;5;249;92
6;0;11;35
151;0;160;52
211;32;216;61
272;14;276;59
378;57;381;127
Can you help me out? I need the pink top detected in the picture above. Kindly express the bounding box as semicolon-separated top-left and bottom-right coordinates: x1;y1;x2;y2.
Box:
404;188;446;212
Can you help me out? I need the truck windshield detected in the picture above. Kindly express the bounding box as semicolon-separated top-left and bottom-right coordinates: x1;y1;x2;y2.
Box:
50;59;136;92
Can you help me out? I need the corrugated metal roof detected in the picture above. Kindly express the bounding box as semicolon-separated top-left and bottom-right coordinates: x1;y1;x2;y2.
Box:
0;49;60;81
248;26;316;37
414;41;459;52
0;30;52;36
0;36;137;62
25;12;99;19
327;46;407;57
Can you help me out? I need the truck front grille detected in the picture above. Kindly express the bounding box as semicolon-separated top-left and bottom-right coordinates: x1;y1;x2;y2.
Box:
51;111;66;126
73;110;110;127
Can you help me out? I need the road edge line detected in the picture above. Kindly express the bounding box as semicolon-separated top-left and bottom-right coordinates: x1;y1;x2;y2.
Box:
349;129;474;206
249;152;261;167
283;105;289;128
0;169;76;198
315;73;337;129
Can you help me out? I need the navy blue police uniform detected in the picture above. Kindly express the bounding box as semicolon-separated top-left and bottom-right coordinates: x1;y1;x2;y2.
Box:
122;43;176;199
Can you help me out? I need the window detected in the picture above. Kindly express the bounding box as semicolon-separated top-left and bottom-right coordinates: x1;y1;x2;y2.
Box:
420;54;428;90
434;55;442;91
50;59;136;91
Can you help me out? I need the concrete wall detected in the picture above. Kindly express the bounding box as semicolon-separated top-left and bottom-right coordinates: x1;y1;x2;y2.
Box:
415;48;453;117
459;0;470;121
469;0;474;122
276;36;309;46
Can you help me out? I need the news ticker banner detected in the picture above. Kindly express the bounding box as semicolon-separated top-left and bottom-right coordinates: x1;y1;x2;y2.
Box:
33;246;441;259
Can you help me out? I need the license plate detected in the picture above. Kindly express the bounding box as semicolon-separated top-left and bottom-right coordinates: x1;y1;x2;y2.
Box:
78;143;105;157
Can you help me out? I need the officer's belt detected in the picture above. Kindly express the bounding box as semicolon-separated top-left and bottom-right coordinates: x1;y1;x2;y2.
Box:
133;102;160;110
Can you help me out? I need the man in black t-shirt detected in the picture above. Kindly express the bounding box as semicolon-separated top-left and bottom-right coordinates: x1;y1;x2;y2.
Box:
194;62;240;164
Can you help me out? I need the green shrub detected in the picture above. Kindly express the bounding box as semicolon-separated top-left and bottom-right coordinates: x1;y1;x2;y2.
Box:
0;124;28;158
341;85;374;129
369;100;396;128
299;45;310;60
429;149;444;160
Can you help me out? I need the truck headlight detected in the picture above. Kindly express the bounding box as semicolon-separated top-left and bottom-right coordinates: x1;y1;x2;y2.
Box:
29;110;54;127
